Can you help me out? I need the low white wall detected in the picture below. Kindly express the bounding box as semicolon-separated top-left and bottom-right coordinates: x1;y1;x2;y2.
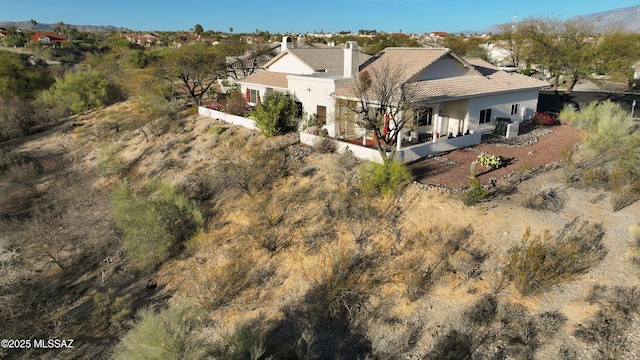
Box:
201;106;482;165
398;133;483;163
300;132;384;163
198;107;257;130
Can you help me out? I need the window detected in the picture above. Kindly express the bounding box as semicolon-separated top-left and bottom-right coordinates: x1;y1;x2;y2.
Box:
317;105;327;124
265;88;273;96
479;108;492;124
414;107;433;126
249;89;259;103
511;104;519;115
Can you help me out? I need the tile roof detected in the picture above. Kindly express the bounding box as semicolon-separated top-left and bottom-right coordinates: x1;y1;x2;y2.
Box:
237;71;289;89
404;72;547;103
265;47;372;72
30;32;67;43
334;48;547;102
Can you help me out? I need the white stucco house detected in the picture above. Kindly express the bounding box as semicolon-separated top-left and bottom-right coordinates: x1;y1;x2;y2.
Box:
233;37;547;162
237;36;372;135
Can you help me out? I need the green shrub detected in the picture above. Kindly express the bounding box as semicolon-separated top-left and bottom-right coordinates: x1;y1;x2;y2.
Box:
461;177;488;206
359;161;413;197
560;100;640;210
506;219;606;296
110;179;203;271
91;289;132;329
97;142;126;177
37;69;122;114
251;91;299;136
112;304;206;360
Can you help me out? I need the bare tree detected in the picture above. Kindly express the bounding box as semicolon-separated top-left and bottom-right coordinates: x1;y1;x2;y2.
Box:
498;22;524;67
518;16;596;102
340;58;413;163
226;43;274;81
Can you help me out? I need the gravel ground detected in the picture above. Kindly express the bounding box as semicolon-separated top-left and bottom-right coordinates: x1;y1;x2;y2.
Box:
409;124;582;189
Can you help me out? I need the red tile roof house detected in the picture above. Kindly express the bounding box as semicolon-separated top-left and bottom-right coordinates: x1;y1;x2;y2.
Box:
202;36;547;163
30;32;68;46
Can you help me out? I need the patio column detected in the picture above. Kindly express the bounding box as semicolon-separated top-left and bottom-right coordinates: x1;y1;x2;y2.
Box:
433;104;441;143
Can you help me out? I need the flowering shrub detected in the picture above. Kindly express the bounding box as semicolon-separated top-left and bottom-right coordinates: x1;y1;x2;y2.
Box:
532;112;556;126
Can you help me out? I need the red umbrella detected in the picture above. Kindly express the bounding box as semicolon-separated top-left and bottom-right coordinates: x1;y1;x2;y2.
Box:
245;88;250;103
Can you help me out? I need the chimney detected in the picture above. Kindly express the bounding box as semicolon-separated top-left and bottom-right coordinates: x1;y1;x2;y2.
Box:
281;36;292;52
344;41;359;78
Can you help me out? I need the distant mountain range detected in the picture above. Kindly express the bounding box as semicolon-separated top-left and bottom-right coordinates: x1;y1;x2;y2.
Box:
484;5;640;34
2;5;640;35
0;21;129;33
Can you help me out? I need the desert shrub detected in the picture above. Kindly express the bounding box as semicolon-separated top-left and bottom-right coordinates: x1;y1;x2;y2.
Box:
183;249;273;310
214;142;290;196
313;137;337;154
0;98;38;139
403;256;446;302
461;177;488;206
182;166;222;202
574;309;629;360
425;329;473;360
110;179;203;271
464;294;498;326
560;101;640;210
610;182;640;212
630;224;640;266
358;160;413;197
251;91;299;136
112;304;207;360
37;69;122;114
310;249;382;324
506;219;607;296
243;191;309;253
365;318;421;359
210;318;275;360
522;187;566;212
0;147;30;173
431;296;566;360
91;288;132;329
207;124;226;136
97;142;126;177
403;225;481;301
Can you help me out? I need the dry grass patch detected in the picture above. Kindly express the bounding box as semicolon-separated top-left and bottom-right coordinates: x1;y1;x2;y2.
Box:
401;224;486;301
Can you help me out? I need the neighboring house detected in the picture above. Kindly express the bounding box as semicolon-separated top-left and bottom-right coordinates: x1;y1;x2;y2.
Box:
124;33;162;47
29;32;67;45
333;47;546;145
225;42;281;81
237;36;372;133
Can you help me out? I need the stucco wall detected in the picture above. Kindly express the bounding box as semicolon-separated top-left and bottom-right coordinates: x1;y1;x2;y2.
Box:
467;90;539;134
418;57;473;80
268;55;313;75
287;75;337;134
198;107;257;130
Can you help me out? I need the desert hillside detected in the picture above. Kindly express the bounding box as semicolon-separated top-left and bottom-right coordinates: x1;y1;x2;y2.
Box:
1;102;640;360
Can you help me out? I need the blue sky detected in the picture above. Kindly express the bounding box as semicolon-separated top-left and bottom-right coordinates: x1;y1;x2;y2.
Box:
1;1;638;34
